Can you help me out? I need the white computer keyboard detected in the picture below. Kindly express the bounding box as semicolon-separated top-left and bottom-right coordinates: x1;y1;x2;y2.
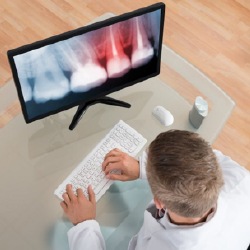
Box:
54;120;147;201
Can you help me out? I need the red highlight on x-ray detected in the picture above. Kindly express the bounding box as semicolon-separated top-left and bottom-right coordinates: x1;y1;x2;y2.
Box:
105;25;131;78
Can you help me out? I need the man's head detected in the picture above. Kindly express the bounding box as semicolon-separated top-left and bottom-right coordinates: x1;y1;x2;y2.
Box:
146;130;224;218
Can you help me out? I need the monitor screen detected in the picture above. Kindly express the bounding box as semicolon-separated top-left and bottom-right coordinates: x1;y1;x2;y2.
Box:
7;2;165;124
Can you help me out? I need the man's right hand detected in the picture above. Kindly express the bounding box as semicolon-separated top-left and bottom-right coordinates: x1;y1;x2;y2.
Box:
102;148;140;181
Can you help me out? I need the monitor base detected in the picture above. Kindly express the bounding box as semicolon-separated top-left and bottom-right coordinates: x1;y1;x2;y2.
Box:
69;96;131;130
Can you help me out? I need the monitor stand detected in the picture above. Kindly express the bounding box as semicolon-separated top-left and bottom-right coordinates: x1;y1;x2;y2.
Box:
69;96;131;130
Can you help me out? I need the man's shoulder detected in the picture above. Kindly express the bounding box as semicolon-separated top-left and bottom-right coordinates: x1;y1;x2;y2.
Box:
214;150;250;195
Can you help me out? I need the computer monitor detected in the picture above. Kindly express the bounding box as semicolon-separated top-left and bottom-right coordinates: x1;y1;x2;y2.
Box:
7;2;165;130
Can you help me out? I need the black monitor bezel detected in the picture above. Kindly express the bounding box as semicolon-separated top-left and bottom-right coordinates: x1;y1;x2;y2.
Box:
7;2;165;123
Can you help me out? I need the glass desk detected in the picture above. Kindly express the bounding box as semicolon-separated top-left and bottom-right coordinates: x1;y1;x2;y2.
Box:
0;25;234;250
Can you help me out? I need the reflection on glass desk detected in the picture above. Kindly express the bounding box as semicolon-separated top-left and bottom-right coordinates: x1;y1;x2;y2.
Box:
0;41;234;250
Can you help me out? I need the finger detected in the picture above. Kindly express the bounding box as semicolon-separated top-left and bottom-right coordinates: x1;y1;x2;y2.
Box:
60;201;67;212
104;159;126;175
104;161;124;175
62;192;70;205
66;184;77;202
102;156;121;171
76;188;85;200
103;149;116;159
110;148;121;153
102;156;120;170
88;185;96;203
113;148;121;153
103;148;121;162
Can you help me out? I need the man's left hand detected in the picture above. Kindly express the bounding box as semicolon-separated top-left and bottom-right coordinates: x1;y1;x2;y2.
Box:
60;184;96;225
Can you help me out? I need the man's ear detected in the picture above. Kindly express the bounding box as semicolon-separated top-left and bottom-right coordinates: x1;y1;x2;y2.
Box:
154;197;165;210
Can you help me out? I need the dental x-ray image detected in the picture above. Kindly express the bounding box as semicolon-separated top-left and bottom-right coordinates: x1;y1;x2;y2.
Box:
9;5;164;122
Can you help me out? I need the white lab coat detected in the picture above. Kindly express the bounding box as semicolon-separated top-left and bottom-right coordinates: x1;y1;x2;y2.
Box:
67;150;250;250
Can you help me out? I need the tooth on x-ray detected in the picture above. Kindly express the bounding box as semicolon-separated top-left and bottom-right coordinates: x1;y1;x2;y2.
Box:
131;17;154;68
106;25;131;78
53;36;108;93
70;62;107;92
32;49;70;103
14;55;33;102
20;77;33;102
33;71;70;103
